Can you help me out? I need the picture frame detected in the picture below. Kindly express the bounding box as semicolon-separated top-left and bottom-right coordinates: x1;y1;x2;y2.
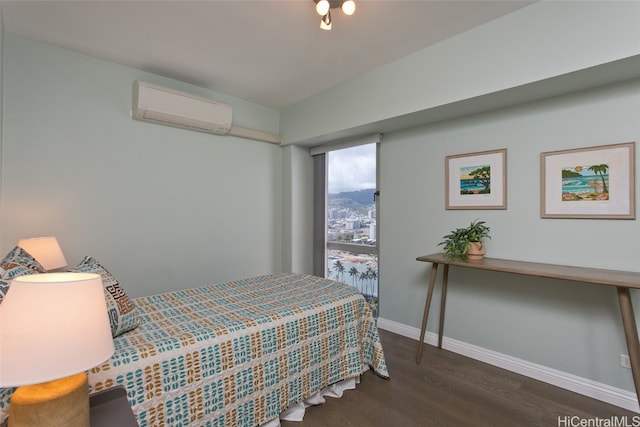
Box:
540;142;635;219
445;148;507;210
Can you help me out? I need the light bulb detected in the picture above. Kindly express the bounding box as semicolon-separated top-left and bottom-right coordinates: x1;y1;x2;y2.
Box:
316;0;330;16
341;0;355;15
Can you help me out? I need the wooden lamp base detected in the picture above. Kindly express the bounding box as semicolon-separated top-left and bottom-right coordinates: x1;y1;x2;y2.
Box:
9;372;90;427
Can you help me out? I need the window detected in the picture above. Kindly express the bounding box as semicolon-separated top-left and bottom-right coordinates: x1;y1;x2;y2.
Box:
312;135;380;317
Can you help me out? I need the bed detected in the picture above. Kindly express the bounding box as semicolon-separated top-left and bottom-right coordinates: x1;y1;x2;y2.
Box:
1;266;388;427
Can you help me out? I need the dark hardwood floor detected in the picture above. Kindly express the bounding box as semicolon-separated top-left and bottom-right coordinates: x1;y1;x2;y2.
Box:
282;330;638;427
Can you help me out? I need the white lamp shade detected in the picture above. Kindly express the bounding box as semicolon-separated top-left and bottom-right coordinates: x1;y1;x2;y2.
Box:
17;236;68;271
0;273;115;387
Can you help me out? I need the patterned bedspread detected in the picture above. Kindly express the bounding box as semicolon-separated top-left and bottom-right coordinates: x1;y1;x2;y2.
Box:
84;272;387;426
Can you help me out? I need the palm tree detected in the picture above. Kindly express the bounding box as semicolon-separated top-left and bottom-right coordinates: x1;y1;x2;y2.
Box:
334;260;345;283
469;166;491;192
369;268;378;297
348;266;359;292
359;271;368;297
364;267;373;297
588;164;609;194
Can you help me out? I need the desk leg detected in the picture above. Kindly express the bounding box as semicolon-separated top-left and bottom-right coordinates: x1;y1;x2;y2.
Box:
437;265;449;349
416;263;439;364
617;286;640;407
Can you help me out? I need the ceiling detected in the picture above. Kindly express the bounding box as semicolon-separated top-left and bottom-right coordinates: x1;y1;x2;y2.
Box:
0;0;533;109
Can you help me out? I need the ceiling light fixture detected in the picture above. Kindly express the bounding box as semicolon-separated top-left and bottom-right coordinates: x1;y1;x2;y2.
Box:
342;0;356;16
320;10;332;30
316;0;330;16
314;0;355;31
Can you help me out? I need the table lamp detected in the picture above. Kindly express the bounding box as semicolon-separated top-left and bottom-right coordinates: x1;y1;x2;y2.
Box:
0;273;115;427
17;236;68;271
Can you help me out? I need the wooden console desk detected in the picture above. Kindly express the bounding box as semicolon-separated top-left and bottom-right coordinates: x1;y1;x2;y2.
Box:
416;253;640;406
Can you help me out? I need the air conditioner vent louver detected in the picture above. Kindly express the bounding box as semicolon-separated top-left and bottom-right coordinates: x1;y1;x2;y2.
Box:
133;80;232;135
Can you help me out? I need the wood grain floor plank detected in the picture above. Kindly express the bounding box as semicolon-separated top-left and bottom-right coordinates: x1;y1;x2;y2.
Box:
281;330;637;426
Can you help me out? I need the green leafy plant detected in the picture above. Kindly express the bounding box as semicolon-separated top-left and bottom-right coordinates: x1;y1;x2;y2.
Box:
438;219;491;260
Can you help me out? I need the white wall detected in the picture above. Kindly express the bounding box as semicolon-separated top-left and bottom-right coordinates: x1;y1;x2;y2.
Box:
379;78;640;393
0;34;283;297
276;0;640;398
3;0;640;404
281;144;314;274
281;1;640;145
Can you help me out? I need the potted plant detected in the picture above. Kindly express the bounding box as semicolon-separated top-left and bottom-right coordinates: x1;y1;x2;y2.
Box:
438;219;491;261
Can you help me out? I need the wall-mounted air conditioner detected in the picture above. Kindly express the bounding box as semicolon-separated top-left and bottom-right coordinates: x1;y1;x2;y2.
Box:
132;80;232;135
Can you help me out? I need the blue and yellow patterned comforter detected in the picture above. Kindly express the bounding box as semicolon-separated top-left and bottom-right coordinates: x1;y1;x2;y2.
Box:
87;272;388;426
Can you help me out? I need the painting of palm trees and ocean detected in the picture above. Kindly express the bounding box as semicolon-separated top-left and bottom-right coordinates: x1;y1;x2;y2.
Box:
561;164;609;201
459;165;491;195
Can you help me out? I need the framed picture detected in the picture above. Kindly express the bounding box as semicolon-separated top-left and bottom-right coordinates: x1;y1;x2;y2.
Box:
540;142;635;219
445;148;507;209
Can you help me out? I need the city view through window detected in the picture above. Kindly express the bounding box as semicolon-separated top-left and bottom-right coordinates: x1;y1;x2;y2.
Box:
325;144;378;317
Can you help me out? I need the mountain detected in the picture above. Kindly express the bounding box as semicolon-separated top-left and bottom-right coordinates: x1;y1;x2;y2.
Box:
328;189;376;206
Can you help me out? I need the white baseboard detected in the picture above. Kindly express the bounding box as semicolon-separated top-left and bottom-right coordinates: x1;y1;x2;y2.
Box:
376;317;640;413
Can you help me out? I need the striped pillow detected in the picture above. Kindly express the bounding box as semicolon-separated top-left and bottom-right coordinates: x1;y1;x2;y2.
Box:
71;256;139;337
0;246;46;304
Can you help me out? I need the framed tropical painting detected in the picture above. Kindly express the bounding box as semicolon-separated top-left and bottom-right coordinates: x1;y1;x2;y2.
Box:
540;142;635;219
445;148;507;209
